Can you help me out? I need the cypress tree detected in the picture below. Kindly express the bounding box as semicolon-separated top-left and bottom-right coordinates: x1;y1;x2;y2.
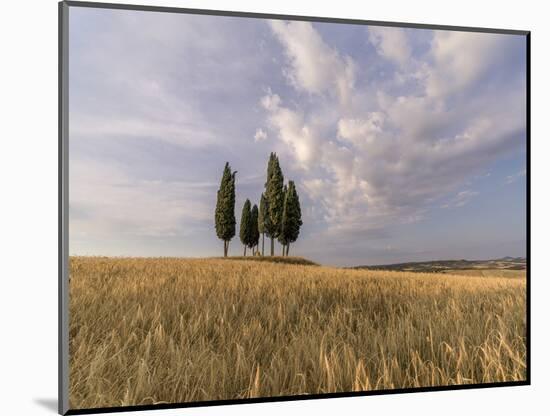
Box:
264;152;284;256
278;185;289;255
215;162;236;257
239;199;252;256
279;181;302;256
258;193;269;256
249;204;260;255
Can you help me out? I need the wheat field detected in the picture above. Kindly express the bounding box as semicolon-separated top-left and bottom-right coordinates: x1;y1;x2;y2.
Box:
68;256;526;409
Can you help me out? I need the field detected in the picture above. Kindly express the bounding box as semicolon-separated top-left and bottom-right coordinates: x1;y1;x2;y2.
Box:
69;256;527;409
441;269;526;279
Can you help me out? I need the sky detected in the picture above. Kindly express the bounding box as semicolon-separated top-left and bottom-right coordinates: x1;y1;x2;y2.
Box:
68;7;527;266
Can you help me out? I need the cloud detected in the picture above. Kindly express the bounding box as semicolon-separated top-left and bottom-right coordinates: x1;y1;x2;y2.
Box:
254;128;268;142
441;190;480;209
69;8;270;151
268;20;355;105
265;21;526;241
69;110;218;148
368;26;412;67
505;168;526;185
260;90;323;167
426;31;516;98
337;113;385;146
69;158;214;240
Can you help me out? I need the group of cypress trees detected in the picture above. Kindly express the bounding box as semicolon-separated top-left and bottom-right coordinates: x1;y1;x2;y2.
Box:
215;153;302;257
238;200;260;256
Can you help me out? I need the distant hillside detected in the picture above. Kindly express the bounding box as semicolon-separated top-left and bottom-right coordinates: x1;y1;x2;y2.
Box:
352;257;526;273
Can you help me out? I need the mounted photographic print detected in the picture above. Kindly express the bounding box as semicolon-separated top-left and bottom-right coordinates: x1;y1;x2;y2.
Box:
59;1;530;414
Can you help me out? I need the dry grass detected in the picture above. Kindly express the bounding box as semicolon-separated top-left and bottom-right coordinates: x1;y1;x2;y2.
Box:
69;257;526;409
442;269;526;279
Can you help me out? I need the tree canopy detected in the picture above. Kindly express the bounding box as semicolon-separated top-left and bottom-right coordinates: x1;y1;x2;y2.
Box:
258;192;269;256
249;204;260;252
278;180;302;255
239;199;252;256
215;162;236;256
264;153;285;255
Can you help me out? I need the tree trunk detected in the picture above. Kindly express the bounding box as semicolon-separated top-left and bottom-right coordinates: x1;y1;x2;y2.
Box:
261;234;265;256
223;241;228;257
286;243;290;256
270;237;274;256
282;244;285;256
244;246;247;256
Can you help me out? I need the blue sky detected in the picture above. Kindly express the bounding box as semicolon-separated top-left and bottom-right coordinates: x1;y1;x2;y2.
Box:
68;7;527;266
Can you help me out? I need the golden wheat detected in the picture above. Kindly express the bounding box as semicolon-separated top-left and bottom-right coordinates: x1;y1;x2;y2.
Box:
442;269;526;278
68;257;526;409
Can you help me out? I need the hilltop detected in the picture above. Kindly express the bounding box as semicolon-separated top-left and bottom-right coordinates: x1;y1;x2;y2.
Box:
219;256;318;266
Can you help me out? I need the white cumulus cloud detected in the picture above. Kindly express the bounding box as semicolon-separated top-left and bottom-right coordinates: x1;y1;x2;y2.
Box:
264;21;526;239
368;26;412;67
